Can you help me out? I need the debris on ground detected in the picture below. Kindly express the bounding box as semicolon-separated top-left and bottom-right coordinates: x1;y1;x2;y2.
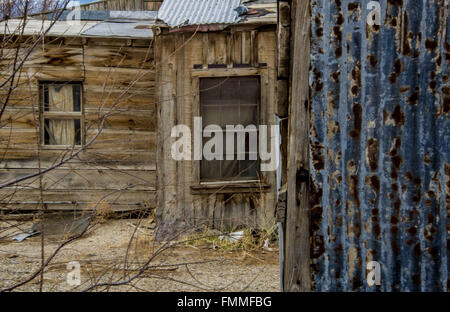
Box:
11;213;91;242
219;231;244;242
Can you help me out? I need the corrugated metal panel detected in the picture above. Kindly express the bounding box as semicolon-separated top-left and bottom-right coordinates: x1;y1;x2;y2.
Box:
0;19;99;37
81;21;154;38
157;0;242;27
309;0;449;291
0;19;154;39
45;10;157;21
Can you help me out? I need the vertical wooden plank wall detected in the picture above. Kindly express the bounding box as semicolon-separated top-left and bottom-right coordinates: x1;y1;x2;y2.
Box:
284;0;312;291
155;28;279;230
79;0;162;11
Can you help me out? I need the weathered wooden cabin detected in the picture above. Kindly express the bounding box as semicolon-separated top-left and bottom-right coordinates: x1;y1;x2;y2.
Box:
154;0;279;229
0;9;157;214
0;0;280;231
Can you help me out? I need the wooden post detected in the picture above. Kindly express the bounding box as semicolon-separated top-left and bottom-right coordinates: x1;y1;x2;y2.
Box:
284;0;311;292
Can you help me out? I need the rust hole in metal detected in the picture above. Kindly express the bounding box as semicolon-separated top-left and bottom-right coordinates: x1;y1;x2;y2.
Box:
412;190;421;203
399;86;410;93
388;0;403;5
312;142;325;170
367;55;377;68
333;26;342;42
407;226;417;236
349;175;360;206
311;235;325;259
390;17;397;26
337;13;345;25
311;206;323;232
331;69;340;82
352;277;363;291
391;216;399;225
409;209;419;221
408;87;420;105
335;46;343;58
391;105;405;126
427;213;435;224
316;27;323;37
412;274;421;286
392;183;399;192
427;247;439;258
347;2;358;11
402;13;411;56
414;243;422;256
425;38;438;52
391;240;400;255
366;175;380;192
349;103;362;138
391;155;403;169
443;86;449;114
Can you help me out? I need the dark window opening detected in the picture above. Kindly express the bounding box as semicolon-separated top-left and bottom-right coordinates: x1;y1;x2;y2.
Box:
40;82;83;146
199;76;260;181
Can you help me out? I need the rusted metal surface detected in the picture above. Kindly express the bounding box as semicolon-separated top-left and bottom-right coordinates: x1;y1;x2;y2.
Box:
309;0;449;291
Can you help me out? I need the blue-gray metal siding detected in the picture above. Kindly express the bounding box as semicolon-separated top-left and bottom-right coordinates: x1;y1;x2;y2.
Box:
309;0;449;291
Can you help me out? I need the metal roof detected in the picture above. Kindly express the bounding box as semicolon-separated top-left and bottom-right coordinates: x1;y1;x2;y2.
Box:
0;19;99;37
82;20;154;38
157;0;242;27
45;10;157;21
0;18;155;39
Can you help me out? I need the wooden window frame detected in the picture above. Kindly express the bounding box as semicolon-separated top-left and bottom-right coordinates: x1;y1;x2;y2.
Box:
39;81;85;149
191;67;270;189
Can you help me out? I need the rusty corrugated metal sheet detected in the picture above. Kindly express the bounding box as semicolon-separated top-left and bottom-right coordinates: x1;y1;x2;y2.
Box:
309;0;449;291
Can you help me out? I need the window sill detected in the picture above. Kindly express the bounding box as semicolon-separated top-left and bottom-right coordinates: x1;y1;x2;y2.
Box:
40;145;83;150
190;181;271;195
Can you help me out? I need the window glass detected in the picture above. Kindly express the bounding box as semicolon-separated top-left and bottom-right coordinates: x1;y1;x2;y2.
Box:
41;83;83;146
199;77;259;181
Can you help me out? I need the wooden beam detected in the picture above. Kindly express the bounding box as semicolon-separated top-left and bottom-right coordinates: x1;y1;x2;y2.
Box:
284;0;311;292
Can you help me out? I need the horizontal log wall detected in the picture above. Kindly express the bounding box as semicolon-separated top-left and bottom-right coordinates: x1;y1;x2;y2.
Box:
0;37;156;213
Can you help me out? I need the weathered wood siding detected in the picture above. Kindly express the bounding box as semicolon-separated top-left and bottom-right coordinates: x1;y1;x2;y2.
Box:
155;27;279;230
0;37;156;213
80;0;162;11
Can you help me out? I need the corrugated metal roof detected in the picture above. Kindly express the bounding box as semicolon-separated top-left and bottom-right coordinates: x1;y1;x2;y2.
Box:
308;0;449;291
0;19;99;37
44;10;157;21
157;0;242;27
82;21;154;38
0;18;154;39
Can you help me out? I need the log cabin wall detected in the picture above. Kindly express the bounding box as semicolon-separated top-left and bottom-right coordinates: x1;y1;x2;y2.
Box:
0;36;156;213
155;26;279;231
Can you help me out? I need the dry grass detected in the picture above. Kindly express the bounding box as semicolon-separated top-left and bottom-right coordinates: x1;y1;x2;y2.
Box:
183;224;278;252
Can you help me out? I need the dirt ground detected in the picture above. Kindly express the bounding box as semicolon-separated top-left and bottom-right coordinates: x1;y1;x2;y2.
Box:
0;218;280;292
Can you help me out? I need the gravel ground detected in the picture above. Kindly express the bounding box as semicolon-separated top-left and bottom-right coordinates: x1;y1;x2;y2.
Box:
0;218;280;292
